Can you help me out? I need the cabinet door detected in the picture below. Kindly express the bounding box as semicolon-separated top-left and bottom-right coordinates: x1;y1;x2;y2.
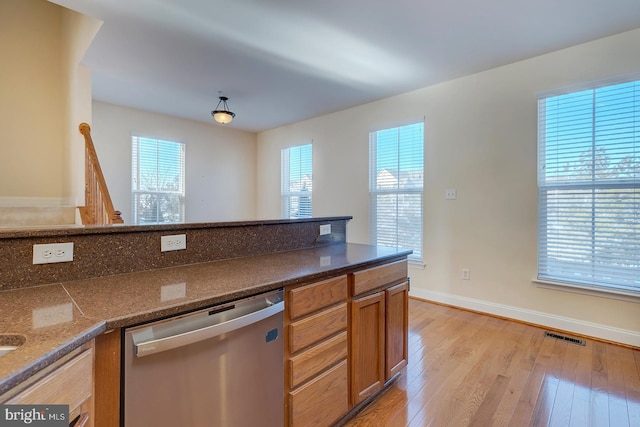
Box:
6;347;94;426
350;291;385;406
289;360;349;427
385;281;408;380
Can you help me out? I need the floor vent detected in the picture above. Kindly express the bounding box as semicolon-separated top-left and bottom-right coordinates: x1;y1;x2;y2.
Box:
544;331;586;346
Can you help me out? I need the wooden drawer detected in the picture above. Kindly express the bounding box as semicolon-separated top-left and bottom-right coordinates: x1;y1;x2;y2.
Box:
289;360;348;427
351;260;407;296
288;275;347;320
7;348;93;415
289;331;348;388
289;303;347;353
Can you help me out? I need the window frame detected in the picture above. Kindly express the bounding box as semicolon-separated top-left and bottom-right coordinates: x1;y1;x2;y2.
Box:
131;134;186;225
536;78;640;298
281;143;313;219
369;121;424;264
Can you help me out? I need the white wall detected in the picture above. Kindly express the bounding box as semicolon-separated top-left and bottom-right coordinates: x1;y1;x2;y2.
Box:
0;0;65;203
0;0;98;209
92;101;257;223
257;28;640;345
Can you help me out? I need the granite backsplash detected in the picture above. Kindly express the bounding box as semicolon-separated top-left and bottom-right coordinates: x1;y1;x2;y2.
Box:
0;217;350;291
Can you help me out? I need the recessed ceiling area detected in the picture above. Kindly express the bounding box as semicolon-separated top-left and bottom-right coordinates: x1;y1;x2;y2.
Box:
51;0;640;132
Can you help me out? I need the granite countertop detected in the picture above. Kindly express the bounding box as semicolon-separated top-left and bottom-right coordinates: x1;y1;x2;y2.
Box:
0;242;410;395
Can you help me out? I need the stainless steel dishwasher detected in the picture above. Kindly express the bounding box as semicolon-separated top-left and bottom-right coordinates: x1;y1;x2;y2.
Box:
123;288;284;427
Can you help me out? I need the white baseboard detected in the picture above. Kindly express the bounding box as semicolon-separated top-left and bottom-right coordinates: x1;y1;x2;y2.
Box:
409;288;640;348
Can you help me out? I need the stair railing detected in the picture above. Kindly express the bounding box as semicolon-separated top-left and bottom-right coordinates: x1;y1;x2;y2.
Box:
78;123;123;225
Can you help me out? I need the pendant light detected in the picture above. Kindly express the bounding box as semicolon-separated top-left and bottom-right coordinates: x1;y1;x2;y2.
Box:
211;96;236;124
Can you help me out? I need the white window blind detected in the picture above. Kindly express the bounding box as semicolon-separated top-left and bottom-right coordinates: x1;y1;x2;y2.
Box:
370;122;424;261
538;80;639;296
281;144;312;219
132;135;185;224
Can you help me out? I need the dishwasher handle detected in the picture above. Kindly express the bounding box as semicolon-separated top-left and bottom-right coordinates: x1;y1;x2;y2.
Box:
134;301;284;357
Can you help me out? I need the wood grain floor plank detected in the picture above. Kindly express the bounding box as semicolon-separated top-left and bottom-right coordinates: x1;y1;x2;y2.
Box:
523;335;565;426
489;327;548;426
490;368;533;427
533;338;569;426
590;341;610;426
399;343;488;426
448;370;506;426
569;336;595;427
532;375;560;427
548;340;581;427
399;313;497;426
467;374;509;427
508;362;547;426
344;299;639;427
607;343;634;427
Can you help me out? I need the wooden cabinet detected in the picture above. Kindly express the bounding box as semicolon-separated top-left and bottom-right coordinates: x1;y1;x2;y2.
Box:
286;275;349;427
350;261;408;407
3;342;95;427
94;329;121;427
289;360;348;427
350;291;385;404
385;282;409;380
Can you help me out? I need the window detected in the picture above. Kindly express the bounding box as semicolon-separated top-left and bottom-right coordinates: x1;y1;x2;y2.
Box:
538;80;639;296
281;144;312;218
369;122;424;262
131;135;185;224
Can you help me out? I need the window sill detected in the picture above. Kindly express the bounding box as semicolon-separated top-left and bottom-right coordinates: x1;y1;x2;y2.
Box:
533;279;640;303
408;260;425;270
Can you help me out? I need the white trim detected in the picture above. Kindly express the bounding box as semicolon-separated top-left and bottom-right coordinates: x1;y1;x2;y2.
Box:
536;72;640;99
369;116;425;134
0;197;70;207
409;288;640;348
130;130;186;145
408;260;425;270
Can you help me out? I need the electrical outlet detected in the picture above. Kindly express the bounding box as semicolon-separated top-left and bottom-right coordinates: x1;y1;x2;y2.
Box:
33;243;74;264
319;224;331;235
161;234;187;252
445;188;457;200
461;268;470;280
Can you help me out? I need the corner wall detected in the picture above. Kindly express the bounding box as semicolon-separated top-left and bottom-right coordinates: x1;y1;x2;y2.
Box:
257;28;640;346
60;7;102;208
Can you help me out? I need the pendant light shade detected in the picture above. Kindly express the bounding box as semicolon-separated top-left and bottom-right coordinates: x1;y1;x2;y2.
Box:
211;96;236;124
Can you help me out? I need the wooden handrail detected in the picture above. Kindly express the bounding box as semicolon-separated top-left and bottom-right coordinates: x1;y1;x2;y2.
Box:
78;123;124;225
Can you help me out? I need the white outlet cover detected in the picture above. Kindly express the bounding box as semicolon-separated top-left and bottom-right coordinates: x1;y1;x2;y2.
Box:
161;234;187;252
33;242;74;264
445;188;457;200
319;224;331;235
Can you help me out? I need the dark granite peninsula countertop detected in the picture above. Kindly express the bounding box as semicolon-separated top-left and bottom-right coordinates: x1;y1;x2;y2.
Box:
0;242;411;395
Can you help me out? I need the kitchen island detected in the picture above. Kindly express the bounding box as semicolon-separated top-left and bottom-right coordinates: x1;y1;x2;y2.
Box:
0;217;410;426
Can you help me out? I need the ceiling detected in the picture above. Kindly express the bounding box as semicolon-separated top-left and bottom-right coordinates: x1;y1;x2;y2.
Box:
51;0;640;132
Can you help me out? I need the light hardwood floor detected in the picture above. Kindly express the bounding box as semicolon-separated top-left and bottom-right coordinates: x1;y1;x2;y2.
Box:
345;298;640;427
